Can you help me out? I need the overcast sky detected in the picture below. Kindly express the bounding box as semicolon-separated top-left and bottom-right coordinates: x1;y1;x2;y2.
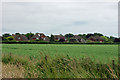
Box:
2;1;118;37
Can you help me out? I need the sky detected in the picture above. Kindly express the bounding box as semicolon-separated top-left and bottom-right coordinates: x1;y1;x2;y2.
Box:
1;0;119;37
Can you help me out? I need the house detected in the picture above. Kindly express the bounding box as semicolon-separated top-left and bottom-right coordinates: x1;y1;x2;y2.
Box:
43;36;50;42
30;33;49;41
88;36;104;42
12;34;28;41
59;36;67;42
114;38;120;42
70;35;86;43
53;35;67;42
53;35;63;41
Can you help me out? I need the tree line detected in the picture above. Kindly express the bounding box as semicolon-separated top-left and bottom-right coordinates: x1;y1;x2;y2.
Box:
1;32;119;43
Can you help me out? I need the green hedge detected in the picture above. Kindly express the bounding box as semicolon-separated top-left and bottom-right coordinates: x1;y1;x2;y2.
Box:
1;41;120;44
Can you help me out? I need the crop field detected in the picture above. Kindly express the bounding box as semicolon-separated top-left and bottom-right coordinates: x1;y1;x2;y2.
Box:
2;44;118;64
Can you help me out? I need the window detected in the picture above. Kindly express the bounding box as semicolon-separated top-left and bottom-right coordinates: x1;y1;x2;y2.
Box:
18;37;20;39
44;38;46;40
36;37;39;40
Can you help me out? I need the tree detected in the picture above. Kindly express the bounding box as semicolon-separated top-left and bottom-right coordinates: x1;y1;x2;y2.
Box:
65;33;74;42
3;33;11;38
78;34;86;40
110;36;116;41
86;34;94;38
65;33;74;38
6;36;14;41
101;36;109;42
15;33;20;35
3;33;11;40
93;33;103;36
25;32;34;39
50;34;54;42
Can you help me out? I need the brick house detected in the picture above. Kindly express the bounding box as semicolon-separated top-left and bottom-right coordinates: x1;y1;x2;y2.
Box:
70;35;86;43
88;36;104;42
53;35;67;42
30;33;49;42
12;34;28;41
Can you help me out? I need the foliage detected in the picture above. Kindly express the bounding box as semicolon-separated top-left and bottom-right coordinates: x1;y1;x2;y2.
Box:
1;32;118;43
15;33;20;35
78;34;87;40
6;36;14;41
93;33;103;36
3;33;11;40
50;34;54;42
2;53;118;78
86;34;94;38
101;36;109;42
25;32;34;39
110;36;116;41
65;33;74;38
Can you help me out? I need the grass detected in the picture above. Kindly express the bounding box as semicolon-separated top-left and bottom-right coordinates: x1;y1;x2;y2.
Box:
2;44;118;64
2;53;119;78
2;44;119;78
2;63;24;78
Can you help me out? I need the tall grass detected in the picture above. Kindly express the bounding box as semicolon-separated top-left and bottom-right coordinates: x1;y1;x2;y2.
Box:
2;53;119;78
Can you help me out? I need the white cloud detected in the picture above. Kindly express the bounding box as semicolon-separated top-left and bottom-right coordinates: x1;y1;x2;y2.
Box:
2;0;119;2
2;2;118;37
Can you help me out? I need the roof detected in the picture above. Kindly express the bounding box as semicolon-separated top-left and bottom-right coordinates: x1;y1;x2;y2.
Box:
88;36;104;41
30;33;45;39
53;35;63;38
71;35;82;39
13;35;28;41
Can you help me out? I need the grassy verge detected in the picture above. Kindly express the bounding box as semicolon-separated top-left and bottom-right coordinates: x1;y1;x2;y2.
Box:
2;53;119;78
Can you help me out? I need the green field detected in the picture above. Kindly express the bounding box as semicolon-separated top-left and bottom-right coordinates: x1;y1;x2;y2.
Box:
2;44;118;64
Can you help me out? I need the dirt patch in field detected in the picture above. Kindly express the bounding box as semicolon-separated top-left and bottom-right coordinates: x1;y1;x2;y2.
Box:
2;63;25;78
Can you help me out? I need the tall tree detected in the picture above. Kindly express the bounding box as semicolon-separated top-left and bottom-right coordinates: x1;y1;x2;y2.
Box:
50;34;54;42
3;33;11;38
25;32;34;39
110;36;116;40
93;33;103;36
86;34;94;38
15;33;20;35
65;33;74;38
78;34;86;40
65;33;74;42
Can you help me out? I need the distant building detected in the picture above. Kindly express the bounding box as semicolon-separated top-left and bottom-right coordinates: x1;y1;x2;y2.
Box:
88;36;104;42
53;35;67;42
70;35;86;43
114;38;120;42
12;34;28;41
30;33;49;42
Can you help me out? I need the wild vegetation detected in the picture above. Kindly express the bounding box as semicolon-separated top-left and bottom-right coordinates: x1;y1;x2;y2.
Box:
2;53;119;78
